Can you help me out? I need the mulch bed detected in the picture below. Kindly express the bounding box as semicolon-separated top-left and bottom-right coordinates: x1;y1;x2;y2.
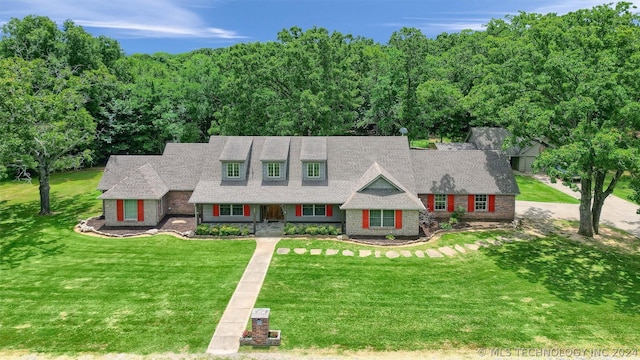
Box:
85;215;195;236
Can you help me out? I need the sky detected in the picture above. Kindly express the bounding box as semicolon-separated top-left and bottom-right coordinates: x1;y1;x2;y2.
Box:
0;0;636;54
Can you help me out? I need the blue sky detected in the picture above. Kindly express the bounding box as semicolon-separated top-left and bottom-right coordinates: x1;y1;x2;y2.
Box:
0;0;634;54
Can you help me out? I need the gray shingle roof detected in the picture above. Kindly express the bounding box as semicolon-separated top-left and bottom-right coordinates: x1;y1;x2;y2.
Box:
98;155;161;191
341;163;424;210
260;137;290;161
411;150;520;195
300;137;327;161
98;136;517;208
435;142;477;151
99;164;169;199
466;127;520;155
218;137;252;161
189;136;419;205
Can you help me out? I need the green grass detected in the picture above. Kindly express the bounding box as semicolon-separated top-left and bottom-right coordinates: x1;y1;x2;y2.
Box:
0;169;256;354
256;234;640;351
515;175;580;204
410;139;431;148
608;172;639;205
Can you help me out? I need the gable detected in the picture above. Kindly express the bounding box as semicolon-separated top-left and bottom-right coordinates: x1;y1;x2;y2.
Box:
363;176;401;192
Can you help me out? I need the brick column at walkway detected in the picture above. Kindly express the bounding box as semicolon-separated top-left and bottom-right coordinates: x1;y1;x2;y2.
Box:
206;237;279;355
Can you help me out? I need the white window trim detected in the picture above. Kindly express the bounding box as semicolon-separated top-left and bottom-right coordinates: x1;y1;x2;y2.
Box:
227;163;240;178
220;204;244;216
475;194;488;212
306;162;321;178
267;162;281;178
369;209;395;228
302;204;326;216
434;194;447;211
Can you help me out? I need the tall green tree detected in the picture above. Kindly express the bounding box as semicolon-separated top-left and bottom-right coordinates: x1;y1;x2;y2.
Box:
468;3;640;237
0;58;96;214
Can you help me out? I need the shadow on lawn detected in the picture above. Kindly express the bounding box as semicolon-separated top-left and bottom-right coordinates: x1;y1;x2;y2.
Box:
483;236;640;314
0;194;97;269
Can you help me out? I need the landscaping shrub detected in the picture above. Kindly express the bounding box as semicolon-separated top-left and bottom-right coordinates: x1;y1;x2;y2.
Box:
282;224;342;236
440;222;453;230
194;224;247;236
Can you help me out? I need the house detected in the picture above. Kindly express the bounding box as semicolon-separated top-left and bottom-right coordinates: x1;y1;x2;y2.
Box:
464;127;544;173
97;136;519;236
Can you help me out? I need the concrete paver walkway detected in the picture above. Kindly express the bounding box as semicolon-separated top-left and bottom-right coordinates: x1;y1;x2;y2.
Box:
206;237;279;355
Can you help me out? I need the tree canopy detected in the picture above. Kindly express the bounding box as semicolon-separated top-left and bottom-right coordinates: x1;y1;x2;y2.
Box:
468;2;640;236
1;5;640;233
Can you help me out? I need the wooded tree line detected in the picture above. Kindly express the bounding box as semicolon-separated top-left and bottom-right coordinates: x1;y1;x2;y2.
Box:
1;3;639;237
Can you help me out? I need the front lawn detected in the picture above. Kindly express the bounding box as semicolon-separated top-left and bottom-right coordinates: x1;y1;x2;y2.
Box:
608;172;639;205
515;175;580;204
0;169;256;354
256;235;640;351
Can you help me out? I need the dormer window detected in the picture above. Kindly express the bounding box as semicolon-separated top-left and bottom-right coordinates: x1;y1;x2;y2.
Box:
267;162;280;178
307;162;320;178
227;162;240;178
302;161;325;181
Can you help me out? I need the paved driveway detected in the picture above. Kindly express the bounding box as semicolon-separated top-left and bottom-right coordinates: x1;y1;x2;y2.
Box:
515;175;640;238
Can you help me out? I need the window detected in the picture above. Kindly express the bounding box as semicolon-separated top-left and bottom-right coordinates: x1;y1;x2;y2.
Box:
124;199;138;220
227;163;240;178
267;162;281;178
220;204;244;216
475;194;487;211
307;162;320;178
302;204;326;216
369;209;395;227
434;194;447;211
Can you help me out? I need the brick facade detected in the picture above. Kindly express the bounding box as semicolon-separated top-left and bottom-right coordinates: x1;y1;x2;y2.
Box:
419;194;515;221
104;199;160;227
251;308;270;346
344;210;419;236
165;191;195;215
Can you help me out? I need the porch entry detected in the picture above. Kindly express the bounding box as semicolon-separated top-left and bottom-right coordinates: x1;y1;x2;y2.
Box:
263;205;284;221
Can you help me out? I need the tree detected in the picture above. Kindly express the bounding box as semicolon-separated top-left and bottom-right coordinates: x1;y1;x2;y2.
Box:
468;3;640;237
0;15;61;60
0;58;96;214
416;79;466;141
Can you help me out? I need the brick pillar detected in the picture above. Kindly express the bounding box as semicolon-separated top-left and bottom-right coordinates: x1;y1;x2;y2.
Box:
251;308;270;345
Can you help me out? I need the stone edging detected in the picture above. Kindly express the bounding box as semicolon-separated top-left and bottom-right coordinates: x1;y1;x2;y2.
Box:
76;217;192;239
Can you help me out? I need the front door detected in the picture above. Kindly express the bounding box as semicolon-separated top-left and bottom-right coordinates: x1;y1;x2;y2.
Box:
264;205;284;221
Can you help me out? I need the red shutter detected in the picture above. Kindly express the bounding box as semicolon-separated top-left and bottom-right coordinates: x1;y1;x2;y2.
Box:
295;204;302;217
395;210;402;229
488;195;496;212
244;204;251;217
427;194;435;212
447;195;455;212
468;195;475;213
213;204;220;217
137;200;144;222
362;210;369;229
116;200;124;221
326;204;333;217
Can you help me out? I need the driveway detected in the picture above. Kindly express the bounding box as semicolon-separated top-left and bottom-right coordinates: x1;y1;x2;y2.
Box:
515;175;640;238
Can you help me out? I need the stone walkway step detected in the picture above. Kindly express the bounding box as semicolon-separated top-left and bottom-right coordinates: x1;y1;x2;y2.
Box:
439;246;457;256
273;237;520;262
426;249;444;258
206;238;279;355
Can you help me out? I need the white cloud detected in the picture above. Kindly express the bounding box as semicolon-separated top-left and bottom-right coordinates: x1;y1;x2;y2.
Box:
0;0;246;39
534;0;640;14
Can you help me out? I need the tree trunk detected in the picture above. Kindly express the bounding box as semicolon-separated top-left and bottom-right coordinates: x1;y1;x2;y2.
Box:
38;164;51;215
578;176;593;237
592;169;623;235
591;171;605;235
